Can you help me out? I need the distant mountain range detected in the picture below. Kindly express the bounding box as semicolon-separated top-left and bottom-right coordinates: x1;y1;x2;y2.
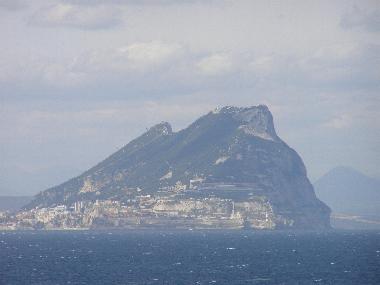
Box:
314;167;380;229
23;105;330;230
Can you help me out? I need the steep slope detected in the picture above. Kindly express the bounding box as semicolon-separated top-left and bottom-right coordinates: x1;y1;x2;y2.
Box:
25;105;330;229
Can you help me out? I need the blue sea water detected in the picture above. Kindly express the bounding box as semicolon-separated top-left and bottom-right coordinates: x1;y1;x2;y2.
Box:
0;230;379;285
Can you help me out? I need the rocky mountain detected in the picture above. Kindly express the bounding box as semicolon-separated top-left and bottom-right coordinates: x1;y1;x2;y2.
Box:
314;167;380;221
25;105;330;229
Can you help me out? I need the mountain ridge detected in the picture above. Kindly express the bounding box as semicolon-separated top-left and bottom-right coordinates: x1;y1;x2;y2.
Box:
24;105;330;230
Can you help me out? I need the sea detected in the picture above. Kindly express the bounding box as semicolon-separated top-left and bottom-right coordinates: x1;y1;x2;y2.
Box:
0;230;379;285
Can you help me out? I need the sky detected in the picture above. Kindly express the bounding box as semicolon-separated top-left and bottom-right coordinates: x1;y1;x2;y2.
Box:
0;0;379;196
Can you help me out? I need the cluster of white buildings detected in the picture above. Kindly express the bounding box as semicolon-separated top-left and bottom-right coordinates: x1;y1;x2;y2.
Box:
0;185;278;230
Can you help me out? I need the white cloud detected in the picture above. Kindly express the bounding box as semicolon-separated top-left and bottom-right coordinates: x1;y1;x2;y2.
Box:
30;3;123;29
249;56;274;76
311;43;359;61
1;0;380;193
322;115;352;129
0;41;185;87
117;42;183;69
196;54;233;76
60;41;186;82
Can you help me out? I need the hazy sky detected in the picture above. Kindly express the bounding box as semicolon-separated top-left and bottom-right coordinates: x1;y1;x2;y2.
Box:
1;0;379;195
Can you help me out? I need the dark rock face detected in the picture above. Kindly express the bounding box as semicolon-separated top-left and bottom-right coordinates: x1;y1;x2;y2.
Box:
25;105;330;229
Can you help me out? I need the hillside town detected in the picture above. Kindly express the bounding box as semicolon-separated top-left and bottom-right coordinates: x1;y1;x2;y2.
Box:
0;184;279;231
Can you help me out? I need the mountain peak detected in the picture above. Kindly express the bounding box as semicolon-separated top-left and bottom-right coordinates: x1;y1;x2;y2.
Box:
213;105;277;141
25;104;330;230
212;104;269;114
314;166;380;218
148;121;172;136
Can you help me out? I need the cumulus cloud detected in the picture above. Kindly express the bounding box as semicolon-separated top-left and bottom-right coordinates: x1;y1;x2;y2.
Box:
311;44;359;61
1;0;380;193
196;54;233;76
2;42;378;98
0;41;186;90
322;114;353;129
341;6;380;32
68;41;184;78
29;3;123;29
249;56;275;77
117;42;183;69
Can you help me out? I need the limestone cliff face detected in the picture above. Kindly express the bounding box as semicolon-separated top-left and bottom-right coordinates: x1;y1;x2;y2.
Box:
25;105;331;229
